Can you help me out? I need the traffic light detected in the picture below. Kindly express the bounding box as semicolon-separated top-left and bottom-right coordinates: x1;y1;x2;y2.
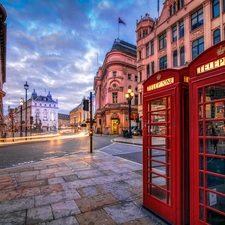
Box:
30;116;33;124
83;99;89;111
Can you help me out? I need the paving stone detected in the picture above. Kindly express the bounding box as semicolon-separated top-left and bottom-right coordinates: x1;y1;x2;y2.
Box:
55;166;70;172
40;184;63;194
46;216;79;225
0;210;26;225
27;205;53;224
134;170;143;176
75;169;104;179
54;171;74;177
48;177;65;185
0;196;34;214
122;162;143;171
19;170;40;176
37;173;55;180
35;189;80;207
16;175;37;183
76;209;116;225
91;174;123;185
51;200;80;219
0;170;7;175
0;175;14;183
104;202;146;224
33;165;48;170
120;216;157;225
61;178;95;191
0;175;17;190
75;193;119;213
100;181;131;193
40;168;59;174
109;188;136;202
63;174;79;182
66;162;92;171
128;187;143;198
0;183;16;190
18;179;48;188
124;178;143;187
77;185;102;197
0;189;22;202
21;187;41;198
47;165;59;169
102;165;131;173
6;167;34;174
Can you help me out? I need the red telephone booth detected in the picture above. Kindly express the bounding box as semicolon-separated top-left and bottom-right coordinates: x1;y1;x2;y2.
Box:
189;41;225;224
142;67;190;224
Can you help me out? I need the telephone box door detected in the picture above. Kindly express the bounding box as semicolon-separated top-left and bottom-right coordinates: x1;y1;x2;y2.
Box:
143;68;189;225
143;89;178;223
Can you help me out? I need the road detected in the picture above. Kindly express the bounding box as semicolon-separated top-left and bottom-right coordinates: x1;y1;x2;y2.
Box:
0;134;114;169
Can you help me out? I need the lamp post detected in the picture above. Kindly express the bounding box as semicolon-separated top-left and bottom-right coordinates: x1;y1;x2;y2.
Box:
20;98;23;137
24;81;29;138
125;88;134;138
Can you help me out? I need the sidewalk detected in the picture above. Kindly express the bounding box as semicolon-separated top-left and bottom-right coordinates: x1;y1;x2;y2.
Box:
0;136;166;225
113;136;142;146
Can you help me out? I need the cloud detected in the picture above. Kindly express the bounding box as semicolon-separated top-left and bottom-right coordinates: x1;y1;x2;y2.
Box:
2;0;158;115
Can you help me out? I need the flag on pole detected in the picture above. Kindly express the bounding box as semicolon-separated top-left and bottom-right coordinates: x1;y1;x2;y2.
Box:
157;0;159;18
118;17;126;26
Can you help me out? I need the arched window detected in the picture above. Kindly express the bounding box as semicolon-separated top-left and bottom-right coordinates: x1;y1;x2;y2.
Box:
213;29;221;44
173;50;178;67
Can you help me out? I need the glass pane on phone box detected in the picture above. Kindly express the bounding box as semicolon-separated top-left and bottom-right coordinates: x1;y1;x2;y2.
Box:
151;98;166;110
205;84;225;102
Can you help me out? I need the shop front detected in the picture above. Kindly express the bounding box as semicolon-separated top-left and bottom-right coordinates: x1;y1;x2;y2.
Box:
189;41;225;224
142;67;189;225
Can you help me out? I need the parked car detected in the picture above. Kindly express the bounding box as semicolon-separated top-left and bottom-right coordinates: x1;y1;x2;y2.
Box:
131;127;142;136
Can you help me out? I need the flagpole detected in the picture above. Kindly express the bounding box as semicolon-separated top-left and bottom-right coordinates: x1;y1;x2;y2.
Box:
118;19;119;40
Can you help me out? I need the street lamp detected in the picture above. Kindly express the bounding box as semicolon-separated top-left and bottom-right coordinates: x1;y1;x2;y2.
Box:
125;88;134;138
24;81;29;138
20;98;23;137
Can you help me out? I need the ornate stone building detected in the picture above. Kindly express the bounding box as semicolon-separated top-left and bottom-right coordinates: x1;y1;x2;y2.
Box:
94;39;138;135
10;90;59;133
136;0;224;129
0;4;7;132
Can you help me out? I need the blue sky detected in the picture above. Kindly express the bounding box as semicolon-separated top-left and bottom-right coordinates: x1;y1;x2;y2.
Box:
2;0;159;115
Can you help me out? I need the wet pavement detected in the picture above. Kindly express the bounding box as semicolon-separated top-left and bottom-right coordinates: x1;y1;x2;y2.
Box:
0;136;167;225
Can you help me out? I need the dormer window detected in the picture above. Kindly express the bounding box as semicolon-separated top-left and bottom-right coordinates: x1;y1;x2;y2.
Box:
143;29;148;37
